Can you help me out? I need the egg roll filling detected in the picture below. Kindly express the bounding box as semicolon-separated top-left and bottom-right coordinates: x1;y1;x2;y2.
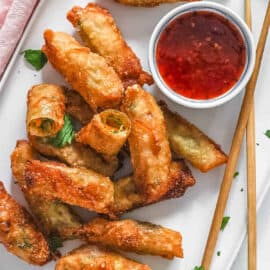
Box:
101;111;128;133
27;84;65;137
76;110;131;156
31;118;54;134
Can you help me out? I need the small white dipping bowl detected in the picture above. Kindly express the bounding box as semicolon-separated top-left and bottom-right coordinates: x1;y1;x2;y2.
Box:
148;1;255;109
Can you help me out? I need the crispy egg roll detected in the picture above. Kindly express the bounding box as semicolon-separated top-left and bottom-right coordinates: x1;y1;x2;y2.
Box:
64;88;93;125
67;3;153;87
76;109;131;156
160;102;228;172
11;140;81;238
121;84;171;203
28;135;119;177
66;218;183;259
42;30;124;111
115;0;195;7
55;245;151;270
26;84;65;137
110;160;195;217
25;160;114;214
0;181;50;265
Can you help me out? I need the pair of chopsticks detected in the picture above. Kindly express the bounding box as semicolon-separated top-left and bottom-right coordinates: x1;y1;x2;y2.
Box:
245;0;256;269
202;1;270;270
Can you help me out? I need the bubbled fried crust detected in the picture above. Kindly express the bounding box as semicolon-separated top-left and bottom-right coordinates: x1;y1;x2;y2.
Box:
55;245;152;270
67;3;153;88
163;159;196;199
64;88;94;125
121;85;172;203
159;101;228;172
115;0;195;7
25;160;114;214
66;218;183;259
28;135;119;177
10;140;81;239
108;160;195;218
0;182;50;265
42;30;124;111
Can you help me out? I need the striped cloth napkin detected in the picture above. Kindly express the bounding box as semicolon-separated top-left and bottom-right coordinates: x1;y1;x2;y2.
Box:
0;0;38;78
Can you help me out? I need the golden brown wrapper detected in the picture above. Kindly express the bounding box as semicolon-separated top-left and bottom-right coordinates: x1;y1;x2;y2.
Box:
10;140;81;239
110;159;195;217
55;245;152;270
28;135;119;177
160;102;228;172
62;89;226;171
0;181;50;265
65;218;183;259
42;30;124;111
25;160;114;214
76;109;131;156
67;3;153;88
64;88;93;125
115;0;196;7
26;84;65;137
121;84;172;203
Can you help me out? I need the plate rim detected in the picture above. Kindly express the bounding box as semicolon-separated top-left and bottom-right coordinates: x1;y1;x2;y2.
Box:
0;2;268;270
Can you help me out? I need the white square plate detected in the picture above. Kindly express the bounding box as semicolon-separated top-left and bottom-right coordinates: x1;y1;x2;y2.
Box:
0;1;269;269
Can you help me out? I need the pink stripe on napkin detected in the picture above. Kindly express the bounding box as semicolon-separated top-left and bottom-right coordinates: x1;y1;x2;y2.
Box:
0;0;38;78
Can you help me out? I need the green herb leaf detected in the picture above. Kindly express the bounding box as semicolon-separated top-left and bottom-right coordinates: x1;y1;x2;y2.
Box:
241;188;244;192
265;130;270;138
221;216;230;231
50;115;75;148
194;266;204;270
22;49;47;70
233;171;239;178
217;251;221;256
48;235;63;253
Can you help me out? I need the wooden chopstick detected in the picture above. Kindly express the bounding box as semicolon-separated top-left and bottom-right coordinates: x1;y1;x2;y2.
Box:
201;2;270;269
245;0;257;269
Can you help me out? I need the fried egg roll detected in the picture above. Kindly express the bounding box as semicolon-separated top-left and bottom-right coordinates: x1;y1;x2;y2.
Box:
55;245;151;270
64;88;93;125
66;218;183;259
42;30;124;111
25;160;114;214
67;4;153;87
160;102;228;172
28;135;119;177
121;84;171;203
11;140;81;239
76;109;131;156
110;160;195;217
0;181;50;265
115;0;195;7
26;84;65;137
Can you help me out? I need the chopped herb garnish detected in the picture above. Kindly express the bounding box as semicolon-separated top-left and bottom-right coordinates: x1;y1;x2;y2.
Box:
233;171;239;178
265;130;270;138
194;266;204;270
221;216;230;231
50;115;75;148
217;251;221;256
241;188;244;192
48;235;63;253
17;241;32;249
256;143;259;146
21;49;47;70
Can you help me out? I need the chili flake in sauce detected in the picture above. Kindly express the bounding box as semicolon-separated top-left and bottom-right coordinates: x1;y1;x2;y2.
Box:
156;11;246;100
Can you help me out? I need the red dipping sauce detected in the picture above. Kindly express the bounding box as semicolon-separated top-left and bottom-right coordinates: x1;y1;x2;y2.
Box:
156;11;246;100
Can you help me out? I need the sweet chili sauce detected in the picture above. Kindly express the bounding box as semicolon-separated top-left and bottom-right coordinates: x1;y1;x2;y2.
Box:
156;11;246;100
